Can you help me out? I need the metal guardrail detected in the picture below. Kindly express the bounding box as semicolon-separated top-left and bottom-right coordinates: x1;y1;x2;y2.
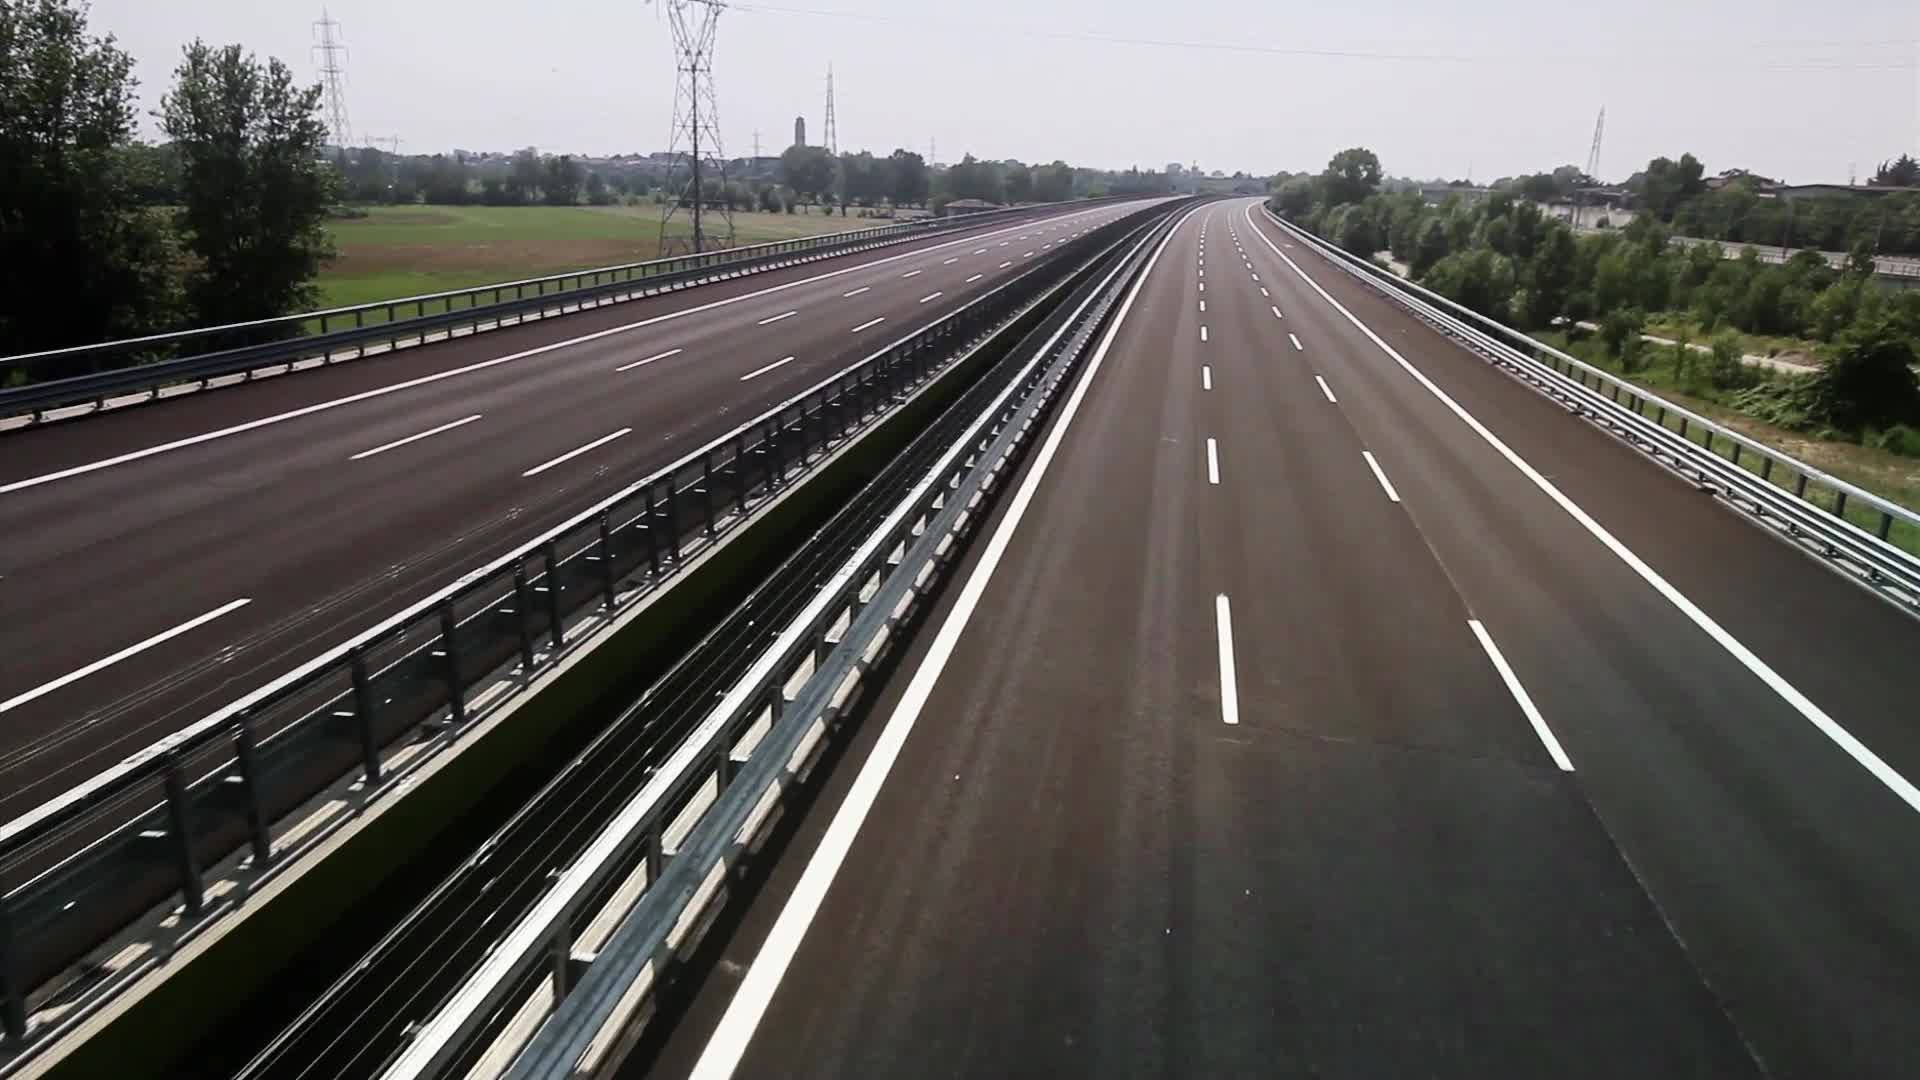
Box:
1264;205;1920;611
0;201;1167;1060
1662;235;1920;281
0;200;1103;422
376;198;1188;1080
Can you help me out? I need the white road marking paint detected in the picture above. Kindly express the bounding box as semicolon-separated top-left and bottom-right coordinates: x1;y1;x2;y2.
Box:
973;247;987;255
917;292;944;304
900;269;923;279
684;202;1203;1080
1315;375;1338;403
1288;332;1303;351
1200;325;1209;343
965;274;984;283
1243;199;1920;817
1261;287;1270;297
756;310;797;325
348;413;483;460
850;317;886;334
1198;282;1205;292
1023;251;1035;258
1202;365;1213;390
522;427;632;477
1207;437;1221;484
738;356;796;382
1199;299;1206;313
1216;594;1241;726
615;347;685;372
1362;450;1401;503
0;598;253;716
999;241;1009;246
1271;306;1284;320
999;261;1013;269
1469;620;1574;771
942;257;958;265
841;286;871;298
1199;268;1205;277
1250;273;1260;282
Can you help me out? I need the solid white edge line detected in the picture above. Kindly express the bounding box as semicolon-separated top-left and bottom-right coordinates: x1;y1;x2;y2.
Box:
1206;437;1221;484
850;317;886;334
1202;365;1212;391
738;356;797;382
1468;619;1574;771
1361;450;1401;503
1315;375;1338;403
1288;332;1303;351
521;427;632;477
684;203;1204;1080
1216;594;1241;726
2;207;1113;497
756;310;798;325
0;598;253;715
348;413;483;460
615;347;684;372
1243;200;1920;815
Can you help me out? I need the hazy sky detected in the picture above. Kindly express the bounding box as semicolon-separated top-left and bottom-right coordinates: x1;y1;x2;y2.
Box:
90;0;1919;184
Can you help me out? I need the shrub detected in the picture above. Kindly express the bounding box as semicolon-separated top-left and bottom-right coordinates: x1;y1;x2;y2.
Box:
1708;332;1753;389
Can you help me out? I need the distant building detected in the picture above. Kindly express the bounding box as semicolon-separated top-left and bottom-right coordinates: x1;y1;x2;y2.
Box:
1167;162;1184;176
793;116;806;148
940;197;999;217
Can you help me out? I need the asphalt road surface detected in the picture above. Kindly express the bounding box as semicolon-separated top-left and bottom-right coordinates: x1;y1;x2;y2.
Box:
640;199;1920;1079
0;200;1148;822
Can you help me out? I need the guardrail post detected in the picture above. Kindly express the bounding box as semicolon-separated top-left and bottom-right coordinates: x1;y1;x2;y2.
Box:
1795;473;1810;499
700;454;717;539
161;755;206;918
549;930;573;999
732;436;749;513
234;717;274;864
1761;457;1775;483
439;603;467;727
597;512;619;608
766;418;785;487
1833;491;1849;521
1880;513;1896;542
514;562;538;672
543;542;567;648
1;898;26;1043
350;646;383;784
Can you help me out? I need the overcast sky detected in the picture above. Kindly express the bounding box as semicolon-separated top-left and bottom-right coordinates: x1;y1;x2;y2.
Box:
90;0;1919;185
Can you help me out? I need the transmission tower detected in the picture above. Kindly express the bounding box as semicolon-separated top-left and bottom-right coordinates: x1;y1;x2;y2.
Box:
656;0;734;256
1585;106;1606;182
312;9;353;150
824;65;839;156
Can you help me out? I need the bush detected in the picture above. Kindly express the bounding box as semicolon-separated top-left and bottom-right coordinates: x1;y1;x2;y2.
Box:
1598;305;1646;360
1708;331;1753;389
1866;424;1920;457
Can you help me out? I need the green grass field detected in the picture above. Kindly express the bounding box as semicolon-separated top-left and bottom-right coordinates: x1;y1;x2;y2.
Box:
316;204;893;309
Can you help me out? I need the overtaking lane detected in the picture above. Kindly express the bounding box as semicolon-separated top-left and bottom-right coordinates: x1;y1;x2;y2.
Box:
0;201;1146;820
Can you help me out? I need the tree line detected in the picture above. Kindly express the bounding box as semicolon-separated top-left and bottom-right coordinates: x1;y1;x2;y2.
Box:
1;0;334;364
1272;147;1920;450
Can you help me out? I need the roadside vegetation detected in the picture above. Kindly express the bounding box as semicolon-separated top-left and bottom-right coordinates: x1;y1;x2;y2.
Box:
1268;147;1920;523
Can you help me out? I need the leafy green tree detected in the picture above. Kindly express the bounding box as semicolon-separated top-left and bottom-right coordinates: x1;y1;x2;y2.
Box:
1809;279;1869;341
1707;331;1751;389
1482;215;1513;255
1873;154;1919;188
1032;161;1075;203
1001;160;1033;203
586;170;613;206
1423;248;1516;321
780;144;835;205
1411;218;1451;278
420;154;470;204
1272;176;1314;218
888;148;929;206
1798;315;1920;429
0;0;180;358
1598;305;1647;367
508;148;541;203
1636;152;1706;221
542;154;582;205
1521;226;1578;328
1844;237;1878;278
1321;147;1382;207
161;40;334;327
1336;208;1380;257
944;153;1004;203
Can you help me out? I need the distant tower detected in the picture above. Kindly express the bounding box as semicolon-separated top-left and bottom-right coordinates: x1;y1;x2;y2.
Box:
1585;106;1606;181
658;0;734;256
312;9;352;149
793;115;806;148
824;64;838;156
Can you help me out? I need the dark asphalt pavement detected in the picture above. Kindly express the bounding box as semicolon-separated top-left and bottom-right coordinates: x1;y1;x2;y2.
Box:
0;201;1142;821
636;200;1920;1079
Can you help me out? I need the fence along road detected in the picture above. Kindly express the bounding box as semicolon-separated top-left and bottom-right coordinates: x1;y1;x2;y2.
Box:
635;199;1920;1080
0;200;1146;825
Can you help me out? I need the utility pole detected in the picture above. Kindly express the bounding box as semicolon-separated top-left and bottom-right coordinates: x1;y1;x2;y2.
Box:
657;0;733;255
824;64;838;156
752;129;761;159
312;9;353;150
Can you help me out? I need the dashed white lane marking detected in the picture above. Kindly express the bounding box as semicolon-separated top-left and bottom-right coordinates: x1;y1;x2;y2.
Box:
0;598;254;716
1469;619;1575;770
942;257;958;265
1206;437;1221;484
757;310;797;325
616;347;684;372
1216;594;1241;726
901;269;923;279
1261;287;1270;297
349;413;483;460
1202;365;1213;391
965;274;984;283
842;286;870;298
738;355;796;382
999;261;1013;269
1315;375;1338;403
917;292;944;304
1362;450;1401;503
1200;325;1209;343
850;317;886;333
1200;300;1207;313
1289;332;1303;351
523;427;632;477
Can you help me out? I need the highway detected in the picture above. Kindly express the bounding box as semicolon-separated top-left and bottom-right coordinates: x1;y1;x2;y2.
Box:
0;200;1145;823
635;199;1920;1079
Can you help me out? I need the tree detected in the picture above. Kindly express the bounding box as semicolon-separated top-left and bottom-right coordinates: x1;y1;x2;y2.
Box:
1521;226;1577;328
1033;161;1074;203
1271;176;1314;219
1797;315;1920;430
0;0;180;360
508;148;541;204
944;153;1004;203
420;154;470;204
1637;152;1706;220
542;154;582;205
1423;248;1516;322
1872;154;1919;188
161;40;334;328
1844;237;1878;278
1707;332;1750;389
1001;160;1033;203
1410;217;1451;278
888;148;929;206
779;144;835;205
1321;147;1382;208
1598;306;1648;371
586;170;613;206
